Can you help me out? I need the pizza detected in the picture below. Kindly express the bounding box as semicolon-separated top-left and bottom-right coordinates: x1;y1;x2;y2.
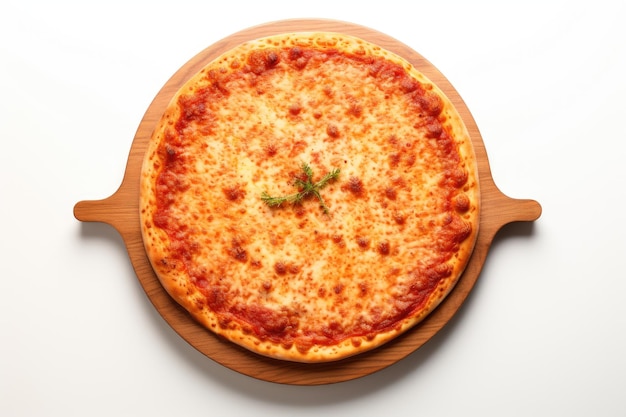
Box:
139;32;479;363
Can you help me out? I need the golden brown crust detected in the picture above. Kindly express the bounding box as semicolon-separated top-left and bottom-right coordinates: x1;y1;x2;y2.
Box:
140;32;479;363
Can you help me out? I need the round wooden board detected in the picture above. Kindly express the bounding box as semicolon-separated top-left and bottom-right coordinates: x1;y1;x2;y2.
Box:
74;19;541;385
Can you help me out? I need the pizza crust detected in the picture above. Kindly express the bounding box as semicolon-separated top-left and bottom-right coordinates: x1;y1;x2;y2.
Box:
140;32;479;363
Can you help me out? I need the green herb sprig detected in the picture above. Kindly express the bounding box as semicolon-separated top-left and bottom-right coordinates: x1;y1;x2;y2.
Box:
261;162;340;214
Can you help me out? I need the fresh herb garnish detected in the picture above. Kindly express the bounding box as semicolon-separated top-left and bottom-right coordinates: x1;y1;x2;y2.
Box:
261;162;340;214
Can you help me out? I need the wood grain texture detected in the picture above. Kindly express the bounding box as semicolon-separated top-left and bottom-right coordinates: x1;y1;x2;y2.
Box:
73;19;541;385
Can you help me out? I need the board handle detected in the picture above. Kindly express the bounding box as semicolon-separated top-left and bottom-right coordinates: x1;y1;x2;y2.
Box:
73;186;138;236
482;185;542;242
74;197;115;223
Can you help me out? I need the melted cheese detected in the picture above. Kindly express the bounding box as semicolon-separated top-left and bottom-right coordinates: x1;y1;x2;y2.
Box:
140;33;479;362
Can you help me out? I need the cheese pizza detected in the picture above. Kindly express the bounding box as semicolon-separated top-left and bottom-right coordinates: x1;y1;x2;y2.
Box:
139;32;479;363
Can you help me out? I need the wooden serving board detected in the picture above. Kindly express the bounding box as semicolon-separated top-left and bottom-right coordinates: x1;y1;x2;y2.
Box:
73;19;541;385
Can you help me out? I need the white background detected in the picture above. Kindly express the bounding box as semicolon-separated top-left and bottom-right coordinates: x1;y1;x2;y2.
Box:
2;1;625;416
